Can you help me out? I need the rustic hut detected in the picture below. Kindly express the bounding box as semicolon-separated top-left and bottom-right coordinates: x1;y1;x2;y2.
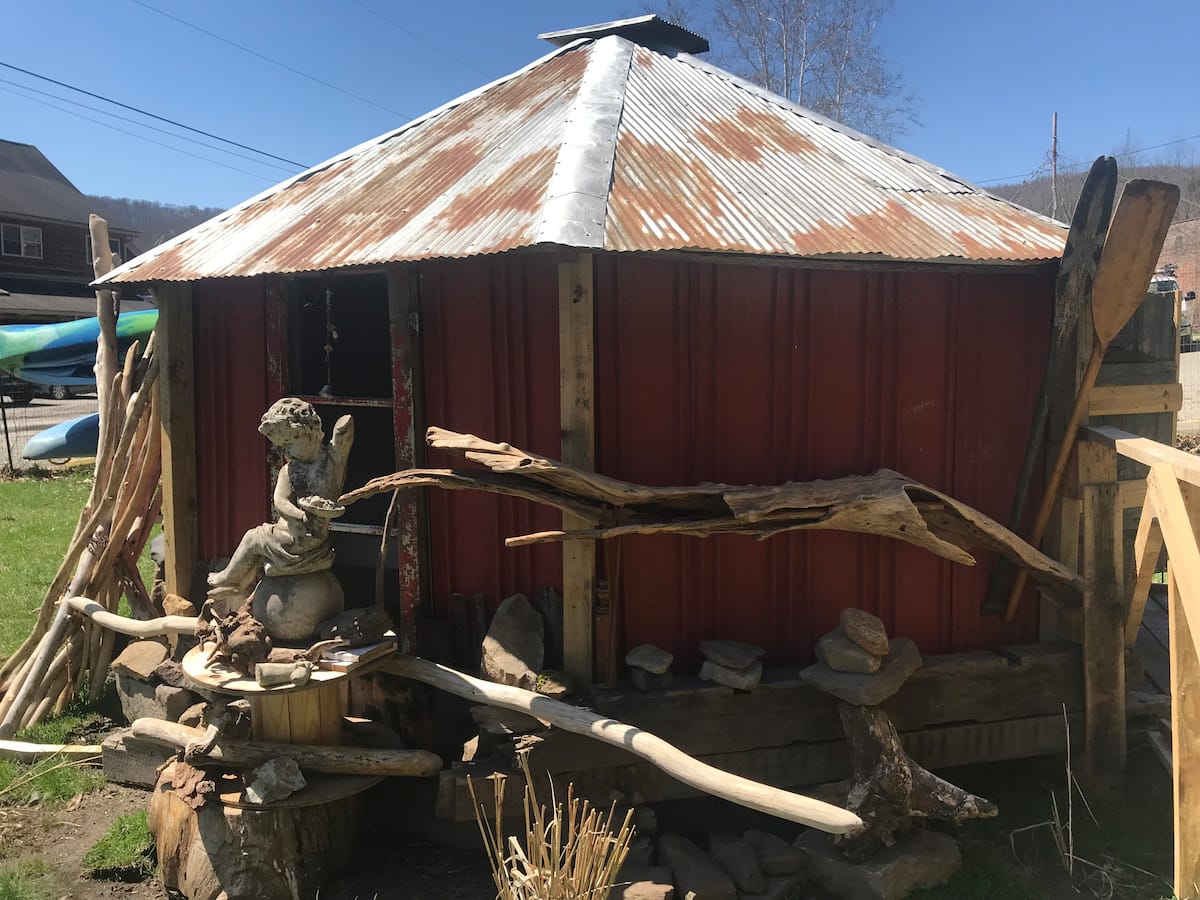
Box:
97;16;1131;808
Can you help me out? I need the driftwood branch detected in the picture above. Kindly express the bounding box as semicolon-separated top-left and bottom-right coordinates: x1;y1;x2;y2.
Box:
343;428;1082;601
380;655;863;834
131;718;443;777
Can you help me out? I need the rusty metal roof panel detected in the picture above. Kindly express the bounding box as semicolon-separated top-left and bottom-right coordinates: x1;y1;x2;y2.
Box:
100;34;1064;285
605;45;1065;261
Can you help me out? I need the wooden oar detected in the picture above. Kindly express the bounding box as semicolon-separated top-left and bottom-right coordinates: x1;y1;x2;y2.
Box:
982;157;1117;615
1003;179;1180;623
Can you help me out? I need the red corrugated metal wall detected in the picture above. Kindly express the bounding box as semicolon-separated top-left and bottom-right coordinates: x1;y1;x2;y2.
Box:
420;255;563;619
192;278;275;561
593;256;1052;666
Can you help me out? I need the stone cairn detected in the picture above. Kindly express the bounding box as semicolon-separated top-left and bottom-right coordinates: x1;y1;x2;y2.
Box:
794;608;997;898
699;640;765;691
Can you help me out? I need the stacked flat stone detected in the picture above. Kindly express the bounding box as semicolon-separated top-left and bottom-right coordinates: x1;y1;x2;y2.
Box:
800;608;922;705
626;644;675;692
698;640;765;691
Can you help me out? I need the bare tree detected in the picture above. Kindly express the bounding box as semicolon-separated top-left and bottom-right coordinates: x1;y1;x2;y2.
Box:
650;0;917;142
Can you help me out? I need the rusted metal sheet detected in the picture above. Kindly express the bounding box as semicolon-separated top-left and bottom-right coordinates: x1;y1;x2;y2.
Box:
419;254;564;619
593;256;1050;667
100;37;1063;286
193;278;275;561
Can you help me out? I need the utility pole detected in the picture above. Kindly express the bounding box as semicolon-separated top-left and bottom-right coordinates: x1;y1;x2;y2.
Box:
1051;112;1058;220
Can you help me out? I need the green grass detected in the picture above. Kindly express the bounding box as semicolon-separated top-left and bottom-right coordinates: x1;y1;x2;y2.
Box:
0;470;92;660
0;859;52;900
0;754;103;806
82;810;154;881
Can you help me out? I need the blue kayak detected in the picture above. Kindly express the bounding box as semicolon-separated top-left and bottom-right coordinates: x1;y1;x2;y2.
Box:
22;412;100;461
0;310;157;386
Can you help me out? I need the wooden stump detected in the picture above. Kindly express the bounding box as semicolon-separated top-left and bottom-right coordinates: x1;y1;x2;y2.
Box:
148;767;358;900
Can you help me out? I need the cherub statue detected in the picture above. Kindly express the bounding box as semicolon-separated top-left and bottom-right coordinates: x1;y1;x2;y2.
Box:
206;398;354;602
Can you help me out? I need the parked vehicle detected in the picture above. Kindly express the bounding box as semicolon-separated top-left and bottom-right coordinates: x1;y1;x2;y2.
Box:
1150;270;1197;351
0;371;32;404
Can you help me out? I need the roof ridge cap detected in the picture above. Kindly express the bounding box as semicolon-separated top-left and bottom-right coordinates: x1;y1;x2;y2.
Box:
534;34;634;248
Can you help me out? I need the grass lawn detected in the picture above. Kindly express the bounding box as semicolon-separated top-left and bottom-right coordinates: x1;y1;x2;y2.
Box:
0;470;92;660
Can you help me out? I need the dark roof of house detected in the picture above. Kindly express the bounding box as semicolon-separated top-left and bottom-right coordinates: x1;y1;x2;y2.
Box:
0;140;133;231
0;287;155;320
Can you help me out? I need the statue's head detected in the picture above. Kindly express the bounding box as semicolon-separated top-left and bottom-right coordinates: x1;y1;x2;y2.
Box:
259;398;323;454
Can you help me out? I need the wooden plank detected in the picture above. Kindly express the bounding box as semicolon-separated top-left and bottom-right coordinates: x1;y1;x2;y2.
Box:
1086;425;1200;487
443;713;1083;821
1097;359;1178;387
1172;482;1200;898
1089;383;1182;416
250;693;292;744
558;253;595;687
1127;497;1164;647
1148;465;1200;660
1119;479;1147;510
387;266;424;654
1081;481;1126;783
153;282;198;599
289;689;324;745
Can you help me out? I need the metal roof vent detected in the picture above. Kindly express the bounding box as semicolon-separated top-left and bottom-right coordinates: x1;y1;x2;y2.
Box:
538;14;709;55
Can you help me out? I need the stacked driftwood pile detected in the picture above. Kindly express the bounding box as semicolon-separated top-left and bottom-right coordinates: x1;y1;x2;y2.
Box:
0;217;163;737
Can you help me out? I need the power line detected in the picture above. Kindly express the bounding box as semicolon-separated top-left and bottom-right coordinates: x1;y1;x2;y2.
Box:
349;0;491;80
0;83;279;183
979;131;1200;186
129;0;404;118
0;75;297;174
0;60;307;169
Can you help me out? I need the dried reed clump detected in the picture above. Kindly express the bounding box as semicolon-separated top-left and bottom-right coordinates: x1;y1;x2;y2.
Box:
468;753;634;900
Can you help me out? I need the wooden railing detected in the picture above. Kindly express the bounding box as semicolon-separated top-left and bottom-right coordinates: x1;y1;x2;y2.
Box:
1080;424;1200;897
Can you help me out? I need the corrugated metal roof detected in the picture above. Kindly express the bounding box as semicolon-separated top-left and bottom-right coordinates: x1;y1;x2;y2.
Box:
99;33;1066;285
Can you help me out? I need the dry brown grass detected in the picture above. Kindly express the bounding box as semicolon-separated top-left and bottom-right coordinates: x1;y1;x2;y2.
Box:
468;753;634;900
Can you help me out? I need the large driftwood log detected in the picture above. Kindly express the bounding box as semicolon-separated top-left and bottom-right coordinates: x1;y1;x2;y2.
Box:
342;428;1082;601
131;718;442;777
381;655;862;833
837;703;997;859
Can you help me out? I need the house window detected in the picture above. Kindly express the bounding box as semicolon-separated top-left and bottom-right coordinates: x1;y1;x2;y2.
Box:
86;235;123;265
1;224;43;259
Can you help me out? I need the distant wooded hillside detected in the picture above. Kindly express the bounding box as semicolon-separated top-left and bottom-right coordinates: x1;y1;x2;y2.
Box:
85;195;223;249
990;163;1200;226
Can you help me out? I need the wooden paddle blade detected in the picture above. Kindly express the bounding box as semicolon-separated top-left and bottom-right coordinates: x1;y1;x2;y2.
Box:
1051;156;1117;351
1092;179;1180;346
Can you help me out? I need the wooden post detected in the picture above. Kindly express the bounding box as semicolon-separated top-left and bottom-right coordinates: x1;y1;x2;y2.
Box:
387;266;424;654
559;253;595;688
1172;480;1200;897
1078;440;1125;785
154;283;199;600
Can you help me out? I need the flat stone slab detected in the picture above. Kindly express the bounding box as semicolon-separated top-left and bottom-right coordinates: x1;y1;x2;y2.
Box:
699;660;763;691
799;638;922;705
112;640;168;680
743;830;804;876
797;828;960;900
841;608;890;656
816;628;881;674
481;593;543;690
658;833;736;900
699;640;764;669
626;644;673;675
610;865;675;900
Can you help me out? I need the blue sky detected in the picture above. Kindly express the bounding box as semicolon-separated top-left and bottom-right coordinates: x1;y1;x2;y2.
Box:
3;0;1197;211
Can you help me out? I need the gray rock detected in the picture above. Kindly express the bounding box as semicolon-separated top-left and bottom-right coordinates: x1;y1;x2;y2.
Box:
461;735;479;762
797;829;960;900
115;672;196;724
625;835;656;868
739;872;808;900
244;756;307;805
316;605;393;647
177;702;207;728
699;640;764;669
840;608;890;656
609;865;674;900
626;644;674;675
632;668;675;692
153;658;190;689
816;628;881;675
699;660;763;691
481;594;544;689
743;830;804;876
707;833;763;893
658;833;736;900
535;670;574;698
632;806;659;839
798;638;922;705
